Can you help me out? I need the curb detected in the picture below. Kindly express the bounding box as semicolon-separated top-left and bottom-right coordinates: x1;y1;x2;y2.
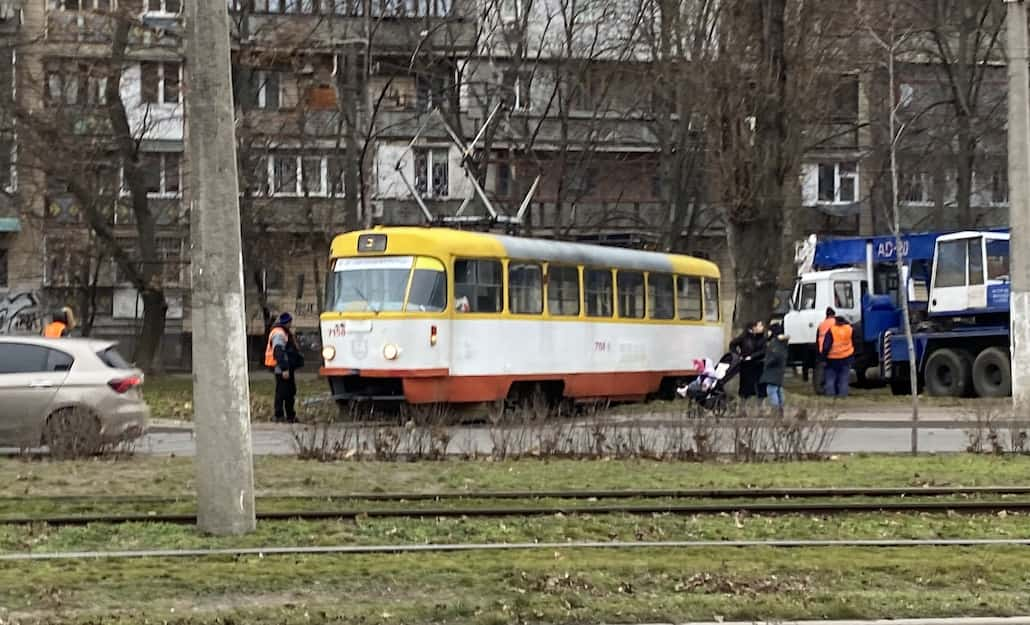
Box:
613;619;1030;625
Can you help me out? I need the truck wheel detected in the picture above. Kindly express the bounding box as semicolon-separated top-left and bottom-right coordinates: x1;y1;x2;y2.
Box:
972;347;1011;398
924;348;973;397
890;379;912;396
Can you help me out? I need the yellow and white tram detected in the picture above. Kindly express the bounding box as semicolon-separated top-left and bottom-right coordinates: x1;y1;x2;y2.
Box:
319;227;724;405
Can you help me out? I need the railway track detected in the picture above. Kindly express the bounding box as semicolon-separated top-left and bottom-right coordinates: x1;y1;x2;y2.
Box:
4;498;1030;527
4;538;1030;562
5;485;1030;504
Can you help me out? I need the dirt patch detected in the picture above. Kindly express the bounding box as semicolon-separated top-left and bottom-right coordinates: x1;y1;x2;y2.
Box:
674;572;812;596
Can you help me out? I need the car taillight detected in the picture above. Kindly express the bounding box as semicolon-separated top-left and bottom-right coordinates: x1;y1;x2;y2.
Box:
108;376;142;394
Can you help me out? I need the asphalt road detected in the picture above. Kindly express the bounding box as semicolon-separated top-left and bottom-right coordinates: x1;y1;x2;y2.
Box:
137;405;986;457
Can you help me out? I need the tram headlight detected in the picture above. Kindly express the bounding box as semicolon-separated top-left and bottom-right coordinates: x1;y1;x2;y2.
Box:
322;346;336;362
383;343;400;360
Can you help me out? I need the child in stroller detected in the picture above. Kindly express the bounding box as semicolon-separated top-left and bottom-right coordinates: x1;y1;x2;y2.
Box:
677;352;742;410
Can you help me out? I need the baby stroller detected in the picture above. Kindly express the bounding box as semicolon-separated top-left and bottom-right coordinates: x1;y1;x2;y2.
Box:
677;352;742;412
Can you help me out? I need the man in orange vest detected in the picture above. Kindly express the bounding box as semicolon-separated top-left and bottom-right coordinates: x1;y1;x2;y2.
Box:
43;307;75;338
821;315;855;398
265;312;302;423
813;307;837;395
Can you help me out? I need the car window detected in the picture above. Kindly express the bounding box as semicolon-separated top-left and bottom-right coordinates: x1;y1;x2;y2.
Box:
0;343;52;374
96;347;132;369
47;349;75;372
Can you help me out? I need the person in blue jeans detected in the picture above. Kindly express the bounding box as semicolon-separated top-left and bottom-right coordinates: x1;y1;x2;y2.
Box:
760;324;789;416
821;316;855;397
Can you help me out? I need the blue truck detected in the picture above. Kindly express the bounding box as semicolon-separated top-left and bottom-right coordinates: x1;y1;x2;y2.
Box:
782;229;1011;397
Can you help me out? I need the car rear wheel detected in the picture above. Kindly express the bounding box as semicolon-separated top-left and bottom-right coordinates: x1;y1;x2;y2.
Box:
43;407;104;460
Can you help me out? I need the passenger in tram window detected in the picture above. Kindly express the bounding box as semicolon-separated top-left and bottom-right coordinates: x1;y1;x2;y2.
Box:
455;295;471;312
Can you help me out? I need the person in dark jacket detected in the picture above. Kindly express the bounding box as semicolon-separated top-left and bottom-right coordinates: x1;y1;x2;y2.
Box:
760;325;790;415
729;320;767;399
265;312;304;423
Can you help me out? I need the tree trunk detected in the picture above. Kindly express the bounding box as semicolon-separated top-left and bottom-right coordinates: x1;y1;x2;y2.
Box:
955;114;975;227
136;288;168;371
729;217;781;329
728;0;788;332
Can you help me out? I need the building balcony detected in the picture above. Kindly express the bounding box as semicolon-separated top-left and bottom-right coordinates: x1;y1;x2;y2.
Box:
229;12;475;53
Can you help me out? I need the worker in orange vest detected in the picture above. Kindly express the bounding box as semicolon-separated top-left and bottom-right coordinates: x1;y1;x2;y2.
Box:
43;307;76;338
813;307;837;395
265;312;303;423
820;315;855;398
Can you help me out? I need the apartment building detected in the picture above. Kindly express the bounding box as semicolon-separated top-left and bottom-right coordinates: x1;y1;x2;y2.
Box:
0;0;1012;367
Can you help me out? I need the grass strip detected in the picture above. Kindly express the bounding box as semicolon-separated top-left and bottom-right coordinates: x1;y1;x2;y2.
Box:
2;546;1029;624
6;455;1030;499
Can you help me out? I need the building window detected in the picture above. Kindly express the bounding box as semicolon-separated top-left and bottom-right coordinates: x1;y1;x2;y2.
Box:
140;153;181;197
146;0;180;12
902;171;932;204
817;162;858;204
369;0;451;17
509;262;543;314
256;70;282;109
502;70;531;111
49;0;112;10
496;163;511;198
414;148;449;199
832;74;860;122
327;156;345;197
0;247;7;288
568;166;597;196
272;155;298;195
46;62;107;106
416;73;452;112
141;62;181;104
268;155;327;196
991;169;1009;205
547;265;580;316
0;139;13;193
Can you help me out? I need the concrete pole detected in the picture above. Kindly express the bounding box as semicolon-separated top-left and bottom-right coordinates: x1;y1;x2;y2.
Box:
184;0;257;534
1007;0;1030;419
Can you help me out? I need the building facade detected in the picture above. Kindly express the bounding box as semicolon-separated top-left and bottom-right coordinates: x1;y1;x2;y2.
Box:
0;0;1012;368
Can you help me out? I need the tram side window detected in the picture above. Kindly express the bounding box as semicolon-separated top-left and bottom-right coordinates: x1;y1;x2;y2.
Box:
617;271;645;319
648;273;675;320
510;262;543;314
548;265;580;316
585;268;613;317
704;279;720;321
677;275;702;320
454;259;503;313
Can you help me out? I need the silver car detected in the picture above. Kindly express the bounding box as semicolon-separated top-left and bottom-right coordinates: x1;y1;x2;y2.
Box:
0;337;149;455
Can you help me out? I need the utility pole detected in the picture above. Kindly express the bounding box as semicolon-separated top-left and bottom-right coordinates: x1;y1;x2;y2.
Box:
1006;0;1030;419
184;0;257;534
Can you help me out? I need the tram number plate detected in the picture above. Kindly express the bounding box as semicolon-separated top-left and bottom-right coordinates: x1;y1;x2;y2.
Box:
346;320;373;334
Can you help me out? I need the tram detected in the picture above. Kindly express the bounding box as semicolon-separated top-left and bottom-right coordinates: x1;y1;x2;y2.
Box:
319;227;724;405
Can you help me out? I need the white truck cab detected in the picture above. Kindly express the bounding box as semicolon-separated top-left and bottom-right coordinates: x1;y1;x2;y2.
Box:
783;268;866;344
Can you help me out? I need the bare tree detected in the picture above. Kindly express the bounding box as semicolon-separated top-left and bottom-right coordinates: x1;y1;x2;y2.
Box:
706;0;853;328
15;10;181;370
